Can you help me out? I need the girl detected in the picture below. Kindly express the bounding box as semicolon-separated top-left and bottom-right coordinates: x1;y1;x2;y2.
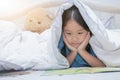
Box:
58;5;106;67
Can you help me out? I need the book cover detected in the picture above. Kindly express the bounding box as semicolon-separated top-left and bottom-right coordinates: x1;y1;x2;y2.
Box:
43;67;120;76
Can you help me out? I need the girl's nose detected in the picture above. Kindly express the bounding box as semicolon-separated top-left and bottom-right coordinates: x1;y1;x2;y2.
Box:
71;36;78;41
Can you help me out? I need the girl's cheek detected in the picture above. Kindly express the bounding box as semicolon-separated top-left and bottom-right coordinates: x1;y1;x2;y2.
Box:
79;38;84;43
79;35;85;42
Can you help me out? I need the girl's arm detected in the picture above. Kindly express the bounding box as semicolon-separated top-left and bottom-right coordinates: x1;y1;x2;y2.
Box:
66;51;77;65
63;34;77;65
78;50;106;67
78;32;106;67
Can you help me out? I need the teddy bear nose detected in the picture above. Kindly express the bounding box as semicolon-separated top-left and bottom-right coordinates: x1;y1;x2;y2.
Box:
38;21;41;24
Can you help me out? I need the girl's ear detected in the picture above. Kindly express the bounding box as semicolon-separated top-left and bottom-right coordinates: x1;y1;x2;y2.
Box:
62;31;64;35
63;33;65;38
90;31;92;36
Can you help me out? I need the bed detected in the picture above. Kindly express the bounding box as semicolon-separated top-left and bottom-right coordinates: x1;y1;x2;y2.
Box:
0;67;120;80
0;0;120;80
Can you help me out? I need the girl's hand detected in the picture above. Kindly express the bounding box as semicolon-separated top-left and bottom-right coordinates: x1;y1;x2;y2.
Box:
63;34;77;53
78;32;90;53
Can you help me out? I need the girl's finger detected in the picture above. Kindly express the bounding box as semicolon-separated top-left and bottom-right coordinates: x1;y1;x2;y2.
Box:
83;32;90;44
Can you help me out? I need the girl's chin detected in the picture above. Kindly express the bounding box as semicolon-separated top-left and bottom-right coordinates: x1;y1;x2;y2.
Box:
72;46;79;49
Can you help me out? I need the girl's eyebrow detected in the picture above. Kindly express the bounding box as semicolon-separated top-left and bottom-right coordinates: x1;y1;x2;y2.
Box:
64;29;84;32
64;29;71;31
78;29;84;31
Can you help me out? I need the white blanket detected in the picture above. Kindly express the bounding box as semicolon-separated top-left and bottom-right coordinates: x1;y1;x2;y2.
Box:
0;20;69;71
50;0;120;67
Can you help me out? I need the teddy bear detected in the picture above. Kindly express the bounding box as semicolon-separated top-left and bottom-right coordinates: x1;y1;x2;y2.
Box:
24;7;52;33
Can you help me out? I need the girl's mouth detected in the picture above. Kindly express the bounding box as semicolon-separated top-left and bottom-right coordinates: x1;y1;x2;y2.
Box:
71;43;80;48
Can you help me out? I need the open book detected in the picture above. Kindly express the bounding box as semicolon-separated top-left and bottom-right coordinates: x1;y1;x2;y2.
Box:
43;67;120;76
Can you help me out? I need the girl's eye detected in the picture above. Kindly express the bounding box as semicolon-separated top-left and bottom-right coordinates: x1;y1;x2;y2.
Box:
66;33;71;35
78;32;83;34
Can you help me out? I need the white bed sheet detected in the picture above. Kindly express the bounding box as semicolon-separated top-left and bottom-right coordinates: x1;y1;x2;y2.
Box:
0;70;120;80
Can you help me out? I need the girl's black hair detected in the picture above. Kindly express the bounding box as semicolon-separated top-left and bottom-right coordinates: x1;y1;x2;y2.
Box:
62;5;91;33
61;5;92;57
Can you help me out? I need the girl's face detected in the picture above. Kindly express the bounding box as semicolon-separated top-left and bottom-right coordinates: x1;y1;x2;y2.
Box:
63;19;88;48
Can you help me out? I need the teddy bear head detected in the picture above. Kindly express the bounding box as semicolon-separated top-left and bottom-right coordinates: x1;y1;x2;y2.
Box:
24;7;52;33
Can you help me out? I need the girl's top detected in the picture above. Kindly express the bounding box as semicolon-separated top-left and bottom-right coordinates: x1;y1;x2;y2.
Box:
58;36;97;67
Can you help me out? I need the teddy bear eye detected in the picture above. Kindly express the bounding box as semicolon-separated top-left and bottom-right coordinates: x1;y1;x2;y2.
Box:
29;20;33;22
38;21;41;24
